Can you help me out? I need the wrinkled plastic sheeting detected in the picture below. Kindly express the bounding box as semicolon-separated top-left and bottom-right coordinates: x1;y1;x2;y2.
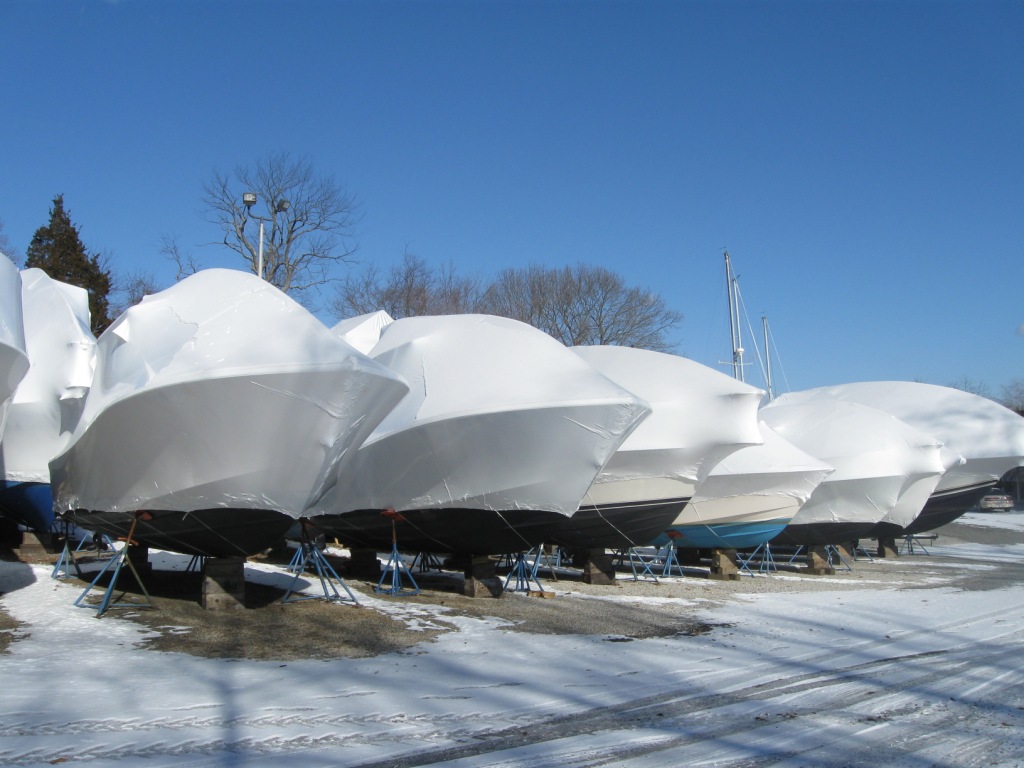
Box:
672;422;835;529
760;398;947;527
49;269;409;516
314;314;651;516
572;346;765;494
771;382;1024;493
331;310;394;355
0;253;29;436
1;269;97;483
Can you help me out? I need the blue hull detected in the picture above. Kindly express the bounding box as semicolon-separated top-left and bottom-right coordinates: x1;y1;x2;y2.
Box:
0;481;55;532
650;518;790;550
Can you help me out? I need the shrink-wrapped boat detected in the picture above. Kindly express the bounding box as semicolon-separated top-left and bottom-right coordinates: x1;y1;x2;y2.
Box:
49;269;409;557
655;422;834;550
0;270;96;531
0;253;28;438
310;315;650;555
771;382;1024;534
556;346;764;549
760;398;947;545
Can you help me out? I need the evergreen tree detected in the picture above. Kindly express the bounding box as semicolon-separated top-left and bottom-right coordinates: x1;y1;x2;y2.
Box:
25;194;113;334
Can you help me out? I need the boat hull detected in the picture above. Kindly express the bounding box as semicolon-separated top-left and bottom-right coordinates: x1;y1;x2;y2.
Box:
0;480;54;532
314;507;567;555
655;518;793;550
771;521;881;547
871;481;996;538
548;496;689;550
64;508;295;558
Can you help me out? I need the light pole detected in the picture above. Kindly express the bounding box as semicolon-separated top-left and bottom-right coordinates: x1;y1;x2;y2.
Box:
242;193;290;280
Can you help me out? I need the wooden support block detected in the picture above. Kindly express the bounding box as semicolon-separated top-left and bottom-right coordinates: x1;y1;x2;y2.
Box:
464;555;503;598
581;548;616;585
805;545;835;575
876;537;899;558
15;531;55;556
202;556;246;611
709;548;740;581
833;542;854;562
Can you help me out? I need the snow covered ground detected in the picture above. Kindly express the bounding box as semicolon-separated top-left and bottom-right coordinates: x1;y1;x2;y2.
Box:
3;512;1024;767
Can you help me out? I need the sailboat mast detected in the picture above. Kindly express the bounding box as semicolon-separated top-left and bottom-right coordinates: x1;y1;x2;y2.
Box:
762;314;773;400
724;251;744;381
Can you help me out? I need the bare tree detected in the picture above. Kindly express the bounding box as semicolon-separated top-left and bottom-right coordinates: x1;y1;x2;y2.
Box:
203;153;358;303
481;263;682;351
333;251;483;320
1001;378;1024;416
947;376;992;399
109;269;160;317
160;234;200;281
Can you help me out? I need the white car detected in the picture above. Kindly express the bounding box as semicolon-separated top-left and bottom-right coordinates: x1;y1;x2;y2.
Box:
979;491;1015;512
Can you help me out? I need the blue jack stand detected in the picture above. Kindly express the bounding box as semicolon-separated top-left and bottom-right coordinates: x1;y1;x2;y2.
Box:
853;542;875;561
52;538;83;580
660;543;684;576
411;551;443;572
376;545;420;596
623;548;659;582
282;523;359;605
375;515;420;596
737;543;777;576
825;544;853;571
287;544;305;573
73;516;153;618
503;551;545;593
52;520;84;580
526;545;559;582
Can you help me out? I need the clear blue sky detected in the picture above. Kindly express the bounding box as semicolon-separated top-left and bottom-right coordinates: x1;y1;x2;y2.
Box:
2;0;1022;397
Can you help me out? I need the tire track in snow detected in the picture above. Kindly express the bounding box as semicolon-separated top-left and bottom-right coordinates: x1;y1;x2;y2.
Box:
344;633;1024;768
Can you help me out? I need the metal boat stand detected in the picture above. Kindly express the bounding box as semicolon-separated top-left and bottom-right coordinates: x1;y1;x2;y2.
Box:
411;551;443;572
526;544;560;582
51;520;84;580
55;524;117;579
286;544;305;573
737;543;777;576
282;522;359;605
73;516;153;618
375;515;420;597
900;534;937;555
825;544;853;572
852;542;875;561
658;543;684;576
503;551;545;593
186;555;206;572
615;547;659;582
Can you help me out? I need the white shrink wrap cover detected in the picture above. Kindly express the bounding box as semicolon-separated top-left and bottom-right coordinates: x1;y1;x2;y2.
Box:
49;269;409;557
761;397;947;544
0;253;28;437
312;315;651;555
